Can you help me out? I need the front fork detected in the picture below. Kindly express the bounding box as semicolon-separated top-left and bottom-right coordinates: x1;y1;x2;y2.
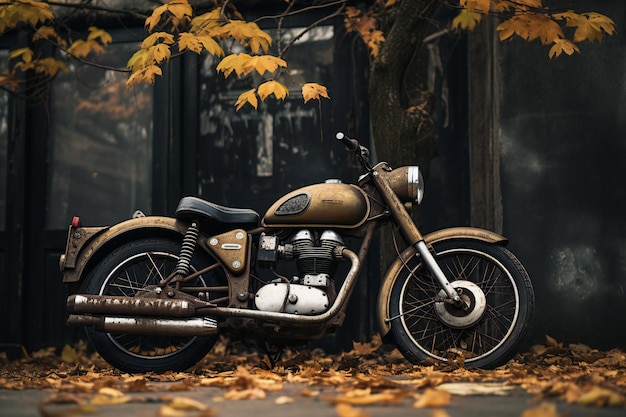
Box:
371;165;460;303
414;240;460;303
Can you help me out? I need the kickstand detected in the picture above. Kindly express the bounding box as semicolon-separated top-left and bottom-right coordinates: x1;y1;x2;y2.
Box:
260;342;284;370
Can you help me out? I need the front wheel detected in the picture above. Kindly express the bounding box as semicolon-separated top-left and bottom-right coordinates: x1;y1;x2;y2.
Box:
388;239;534;369
79;237;227;373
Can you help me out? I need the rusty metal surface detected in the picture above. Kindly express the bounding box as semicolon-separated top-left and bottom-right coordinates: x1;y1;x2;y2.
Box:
67;294;201;317
60;216;186;283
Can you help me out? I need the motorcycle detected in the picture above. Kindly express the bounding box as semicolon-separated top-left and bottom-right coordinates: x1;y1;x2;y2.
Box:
60;132;534;373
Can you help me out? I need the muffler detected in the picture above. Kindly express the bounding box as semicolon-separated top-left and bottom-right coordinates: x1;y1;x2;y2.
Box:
67;294;197;317
67;314;218;337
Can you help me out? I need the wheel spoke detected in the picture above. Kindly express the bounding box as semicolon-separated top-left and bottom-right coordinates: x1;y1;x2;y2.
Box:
397;245;524;364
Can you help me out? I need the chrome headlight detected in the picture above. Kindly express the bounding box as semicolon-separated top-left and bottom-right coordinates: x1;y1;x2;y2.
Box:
388;166;425;205
407;165;424;205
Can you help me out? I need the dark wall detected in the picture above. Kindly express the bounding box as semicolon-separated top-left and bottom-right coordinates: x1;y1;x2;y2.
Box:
495;1;626;348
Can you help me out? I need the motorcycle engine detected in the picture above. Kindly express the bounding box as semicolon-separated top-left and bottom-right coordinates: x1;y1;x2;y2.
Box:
254;229;344;315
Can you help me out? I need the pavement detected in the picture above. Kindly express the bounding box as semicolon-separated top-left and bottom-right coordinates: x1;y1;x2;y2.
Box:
1;381;625;417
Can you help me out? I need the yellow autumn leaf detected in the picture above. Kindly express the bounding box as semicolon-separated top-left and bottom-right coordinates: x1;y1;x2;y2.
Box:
572;12;615;43
302;83;330;103
145;0;192;33
453;10;482;31
165;0;193;25
177;33;224;56
216;53;285;77
67;39;103;58
142;32;175;49
235;88;258;111
87;26;112;45
177;32;203;53
218;20;272;54
127;49;149;71
148;43;172;64
0;1;54;34
247;55;287;76
548;38;579;59
459;0;491;14
190;8;223;35
257;80;289;101
197;35;224;57
32;26;62;44
9;47;34;63
126;65;163;89
496;19;516;41
34;57;67;77
216;54;247;77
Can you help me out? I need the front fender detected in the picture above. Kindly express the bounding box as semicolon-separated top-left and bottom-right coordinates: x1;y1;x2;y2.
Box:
60;216;187;284
376;227;507;338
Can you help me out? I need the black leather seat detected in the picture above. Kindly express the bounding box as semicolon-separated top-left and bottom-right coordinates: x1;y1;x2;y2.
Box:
175;196;260;231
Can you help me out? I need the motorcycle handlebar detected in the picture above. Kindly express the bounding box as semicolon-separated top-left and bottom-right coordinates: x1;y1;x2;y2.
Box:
336;132;359;152
336;131;371;171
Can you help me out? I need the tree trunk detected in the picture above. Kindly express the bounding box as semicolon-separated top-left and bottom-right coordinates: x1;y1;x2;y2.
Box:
369;0;439;172
369;0;440;272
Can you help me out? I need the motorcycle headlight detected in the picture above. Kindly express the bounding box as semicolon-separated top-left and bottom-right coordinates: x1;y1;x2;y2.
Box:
388;166;424;205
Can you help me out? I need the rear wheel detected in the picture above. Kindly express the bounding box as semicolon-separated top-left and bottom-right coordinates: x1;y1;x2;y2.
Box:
388;240;534;369
79;237;227;373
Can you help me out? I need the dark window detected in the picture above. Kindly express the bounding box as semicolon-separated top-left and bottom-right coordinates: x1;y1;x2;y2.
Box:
47;42;153;228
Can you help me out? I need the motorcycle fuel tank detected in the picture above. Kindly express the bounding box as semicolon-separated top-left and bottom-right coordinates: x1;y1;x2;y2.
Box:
262;182;370;228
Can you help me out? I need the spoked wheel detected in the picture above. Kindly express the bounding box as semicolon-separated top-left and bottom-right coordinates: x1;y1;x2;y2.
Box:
388;239;534;369
79;237;227;373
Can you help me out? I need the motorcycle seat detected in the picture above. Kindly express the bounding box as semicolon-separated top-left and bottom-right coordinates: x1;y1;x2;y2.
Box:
175;196;260;230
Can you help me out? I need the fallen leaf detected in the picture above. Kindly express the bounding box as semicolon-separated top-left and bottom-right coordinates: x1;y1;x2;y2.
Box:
520;402;561;417
335;403;370;417
437;382;515;396
275;395;294;405
166;396;210;410
413;388;451;408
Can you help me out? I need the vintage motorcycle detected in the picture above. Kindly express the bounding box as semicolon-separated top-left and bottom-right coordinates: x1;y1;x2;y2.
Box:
60;132;534;373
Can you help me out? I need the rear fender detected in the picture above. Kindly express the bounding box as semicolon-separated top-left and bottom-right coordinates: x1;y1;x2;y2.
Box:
60;216;187;285
376;227;507;338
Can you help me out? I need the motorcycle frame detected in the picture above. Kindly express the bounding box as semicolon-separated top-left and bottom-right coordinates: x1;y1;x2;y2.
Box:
61;166;508;340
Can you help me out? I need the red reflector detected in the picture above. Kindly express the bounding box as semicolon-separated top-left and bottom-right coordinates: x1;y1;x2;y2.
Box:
71;216;81;228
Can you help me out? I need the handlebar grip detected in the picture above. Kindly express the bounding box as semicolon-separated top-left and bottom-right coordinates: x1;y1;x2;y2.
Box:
336;132;359;151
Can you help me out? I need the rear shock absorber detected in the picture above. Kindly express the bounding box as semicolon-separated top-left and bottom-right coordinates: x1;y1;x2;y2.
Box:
174;221;200;277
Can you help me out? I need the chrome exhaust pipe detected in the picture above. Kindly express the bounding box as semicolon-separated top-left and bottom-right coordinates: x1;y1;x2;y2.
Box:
67;314;218;337
67;294;197;317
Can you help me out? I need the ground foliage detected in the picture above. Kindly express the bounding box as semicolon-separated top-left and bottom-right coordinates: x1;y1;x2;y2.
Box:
0;335;625;416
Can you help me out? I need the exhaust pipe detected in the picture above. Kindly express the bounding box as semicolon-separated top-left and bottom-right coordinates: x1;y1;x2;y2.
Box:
67;294;197;317
67;314;218;337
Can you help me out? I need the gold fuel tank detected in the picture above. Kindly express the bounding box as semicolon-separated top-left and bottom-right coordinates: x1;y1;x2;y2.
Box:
261;183;370;228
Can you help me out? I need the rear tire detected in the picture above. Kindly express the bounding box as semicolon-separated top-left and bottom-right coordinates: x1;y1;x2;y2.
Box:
79;237;226;373
388;240;534;369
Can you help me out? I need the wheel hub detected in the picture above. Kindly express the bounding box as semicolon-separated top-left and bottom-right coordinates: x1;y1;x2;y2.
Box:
434;280;487;329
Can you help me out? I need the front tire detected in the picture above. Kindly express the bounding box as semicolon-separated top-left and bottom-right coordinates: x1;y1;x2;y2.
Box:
79;237;227;373
388;240;534;369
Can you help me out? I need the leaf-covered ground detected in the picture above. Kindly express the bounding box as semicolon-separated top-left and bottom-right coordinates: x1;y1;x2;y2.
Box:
1;335;625;417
